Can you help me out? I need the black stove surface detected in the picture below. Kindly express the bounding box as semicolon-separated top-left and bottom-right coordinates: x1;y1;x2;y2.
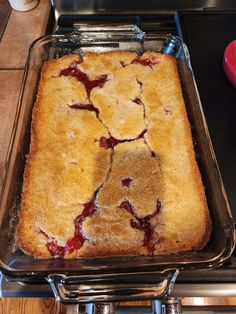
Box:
175;11;236;280
176;11;236;222
174;11;236;282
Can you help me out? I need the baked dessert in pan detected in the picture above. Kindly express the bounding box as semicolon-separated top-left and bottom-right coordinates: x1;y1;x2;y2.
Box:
16;51;211;258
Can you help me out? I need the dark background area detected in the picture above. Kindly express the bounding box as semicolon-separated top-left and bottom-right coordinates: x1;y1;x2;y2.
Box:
177;11;236;221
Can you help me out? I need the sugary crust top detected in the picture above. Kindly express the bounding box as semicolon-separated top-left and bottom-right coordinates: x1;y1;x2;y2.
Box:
16;50;211;258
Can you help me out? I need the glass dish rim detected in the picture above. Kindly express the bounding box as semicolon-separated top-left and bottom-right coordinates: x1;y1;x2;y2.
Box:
0;31;235;280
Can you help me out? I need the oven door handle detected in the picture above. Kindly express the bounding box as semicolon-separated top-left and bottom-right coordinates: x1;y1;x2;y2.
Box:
47;268;179;304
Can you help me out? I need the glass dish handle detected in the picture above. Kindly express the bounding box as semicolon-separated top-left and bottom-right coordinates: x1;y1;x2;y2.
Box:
69;24;146;42
47;268;179;304
160;34;192;68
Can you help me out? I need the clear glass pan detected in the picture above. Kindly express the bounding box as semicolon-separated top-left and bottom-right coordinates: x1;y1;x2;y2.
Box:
0;26;234;282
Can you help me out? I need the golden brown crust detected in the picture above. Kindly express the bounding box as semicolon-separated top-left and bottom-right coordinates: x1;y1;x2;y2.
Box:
96;139;162;218
16;51;211;258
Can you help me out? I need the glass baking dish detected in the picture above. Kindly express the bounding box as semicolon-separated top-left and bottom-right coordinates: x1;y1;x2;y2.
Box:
0;25;235;302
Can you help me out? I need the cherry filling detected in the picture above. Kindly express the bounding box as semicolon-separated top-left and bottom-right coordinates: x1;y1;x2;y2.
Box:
45;194;98;257
75;59;83;65
45;197;160;256
69;103;99;116
47;241;65;258
75;194;97;232
99;136;120;149
120;57;158;68
99;129;147;149
131;57;159;67
60;66;107;94
66;193;98;253
121;178;132;187
39;229;65;258
119;199;161;253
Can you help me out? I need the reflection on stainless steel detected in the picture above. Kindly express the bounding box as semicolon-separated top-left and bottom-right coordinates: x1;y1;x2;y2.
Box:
46;269;179;303
2;273;236;313
172;284;236;297
152;300;162;314
51;0;236;14
66;304;84;314
2;273;236;298
58;303;236;314
152;299;183;314
162;298;183;314
152;298;183;314
51;0;236;24
85;303;117;314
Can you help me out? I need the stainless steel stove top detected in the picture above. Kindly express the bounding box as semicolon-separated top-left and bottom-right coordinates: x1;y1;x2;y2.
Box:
2;273;236;298
1;275;236;313
52;0;236;16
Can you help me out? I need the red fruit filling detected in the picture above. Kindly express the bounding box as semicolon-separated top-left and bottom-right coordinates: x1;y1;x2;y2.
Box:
99;130;147;149
131;57;158;66
99;136;120;149
46;194;98;257
119;199;161;253
121;178;132;187
69;103;99;116
60;66;107;94
45;197;161;256
66;193;98;253
47;241;65;258
131;57;159;67
39;229;65;258
120;57;158;68
75;59;83;65
65;235;84;253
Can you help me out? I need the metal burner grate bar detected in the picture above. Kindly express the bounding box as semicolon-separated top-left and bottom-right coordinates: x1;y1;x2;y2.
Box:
55;14;176;36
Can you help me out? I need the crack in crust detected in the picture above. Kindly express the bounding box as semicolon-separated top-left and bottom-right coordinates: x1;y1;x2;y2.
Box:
46;55;162;255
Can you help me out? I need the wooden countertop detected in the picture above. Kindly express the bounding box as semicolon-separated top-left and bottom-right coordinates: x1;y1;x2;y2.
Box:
0;1;236;312
0;0;65;312
0;0;51;167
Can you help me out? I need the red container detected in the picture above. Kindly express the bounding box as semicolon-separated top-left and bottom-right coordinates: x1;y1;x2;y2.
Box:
223;40;236;87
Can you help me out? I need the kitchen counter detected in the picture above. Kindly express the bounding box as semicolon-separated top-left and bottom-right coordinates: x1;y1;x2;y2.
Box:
0;0;66;312
0;0;51;170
